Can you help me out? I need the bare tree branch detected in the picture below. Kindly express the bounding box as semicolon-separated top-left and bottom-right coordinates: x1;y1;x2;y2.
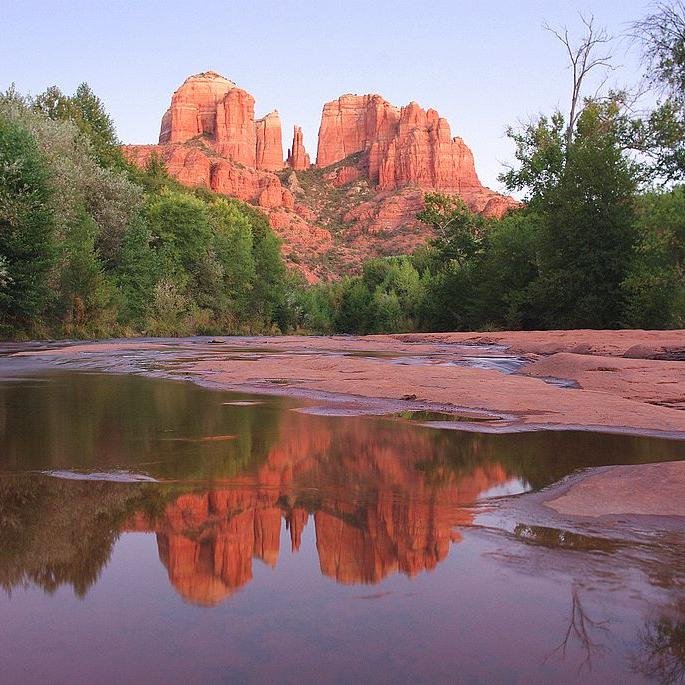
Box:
545;13;615;147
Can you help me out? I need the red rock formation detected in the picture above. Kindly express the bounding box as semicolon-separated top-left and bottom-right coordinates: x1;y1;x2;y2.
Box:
159;71;235;144
316;94;400;169
123;144;294;211
159;72;281;170
126;72;520;280
316;93;489;195
255;111;284;171
214;87;257;166
378;104;481;192
286;126;310;170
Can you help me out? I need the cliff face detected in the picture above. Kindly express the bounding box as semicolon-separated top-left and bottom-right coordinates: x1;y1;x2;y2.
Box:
255;111;284;171
159;71;236;144
316;94;486;193
316;94;400;168
124;71;519;281
159;72;280;171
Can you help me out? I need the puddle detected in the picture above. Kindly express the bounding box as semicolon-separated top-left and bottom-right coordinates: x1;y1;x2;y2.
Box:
390;409;497;423
43;469;159;483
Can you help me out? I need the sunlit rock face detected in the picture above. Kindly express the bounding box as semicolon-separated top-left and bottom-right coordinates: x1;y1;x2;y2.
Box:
124;417;515;605
317;94;482;191
159;71;236;144
158;72;281;171
256;111;285;171
124;71;519;281
378;105;481;192
214;87;257;166
316;94;401;169
287;125;310;170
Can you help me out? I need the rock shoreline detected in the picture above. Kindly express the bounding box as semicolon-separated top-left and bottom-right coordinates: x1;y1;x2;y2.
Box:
11;329;685;437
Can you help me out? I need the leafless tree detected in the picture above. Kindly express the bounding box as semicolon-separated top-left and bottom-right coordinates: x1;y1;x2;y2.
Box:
544;14;614;147
632;614;685;684
547;585;611;673
631;0;685;98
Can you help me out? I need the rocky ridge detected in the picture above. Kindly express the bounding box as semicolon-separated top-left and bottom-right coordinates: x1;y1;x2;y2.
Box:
124;71;518;281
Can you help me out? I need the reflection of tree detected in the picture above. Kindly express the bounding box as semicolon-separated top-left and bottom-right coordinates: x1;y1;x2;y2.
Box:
633;616;685;684
547;585;610;673
0;373;280;480
0;475;165;597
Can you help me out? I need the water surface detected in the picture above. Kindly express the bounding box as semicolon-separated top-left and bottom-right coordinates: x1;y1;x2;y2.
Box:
0;371;683;684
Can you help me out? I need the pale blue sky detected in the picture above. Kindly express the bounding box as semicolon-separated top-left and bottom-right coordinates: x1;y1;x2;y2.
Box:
1;0;651;189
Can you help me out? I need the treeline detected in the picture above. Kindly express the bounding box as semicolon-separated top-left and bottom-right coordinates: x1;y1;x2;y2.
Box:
297;182;684;334
0;86;295;339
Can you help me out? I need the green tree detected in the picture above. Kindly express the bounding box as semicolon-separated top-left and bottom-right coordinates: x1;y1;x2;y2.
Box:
59;211;118;336
369;288;403;333
245;207;288;330
626;2;685;183
2;89;143;263
209;199;256;317
335;278;372;333
622;187;685;327
520;103;638;327
115;220;162;327
418;193;487;267
0;116;56;335
34;83;126;170
472;210;540;329
414;195;490;331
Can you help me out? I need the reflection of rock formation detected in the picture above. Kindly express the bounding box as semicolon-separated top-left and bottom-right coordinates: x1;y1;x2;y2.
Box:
125;416;514;605
314;466;504;585
127;491;298;606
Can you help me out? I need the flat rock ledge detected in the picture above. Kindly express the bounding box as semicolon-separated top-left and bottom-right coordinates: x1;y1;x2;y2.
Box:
545;461;685;518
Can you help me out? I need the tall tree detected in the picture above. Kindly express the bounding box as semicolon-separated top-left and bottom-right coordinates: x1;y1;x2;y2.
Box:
544;14;613;149
0;117;56;335
629;1;685;183
527;102;638;328
502;17;639;328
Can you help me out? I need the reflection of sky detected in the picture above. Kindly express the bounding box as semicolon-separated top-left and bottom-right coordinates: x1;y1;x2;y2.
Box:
477;478;531;500
2;520;677;684
391;355;527;374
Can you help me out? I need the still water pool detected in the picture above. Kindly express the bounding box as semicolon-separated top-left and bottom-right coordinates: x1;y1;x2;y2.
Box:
0;371;683;684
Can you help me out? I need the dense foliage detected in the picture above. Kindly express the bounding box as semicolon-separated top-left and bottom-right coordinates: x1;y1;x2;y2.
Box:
0;86;293;338
296;179;684;334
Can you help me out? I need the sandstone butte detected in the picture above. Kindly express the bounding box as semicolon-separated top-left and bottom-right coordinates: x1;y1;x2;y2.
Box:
123;71;518;282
